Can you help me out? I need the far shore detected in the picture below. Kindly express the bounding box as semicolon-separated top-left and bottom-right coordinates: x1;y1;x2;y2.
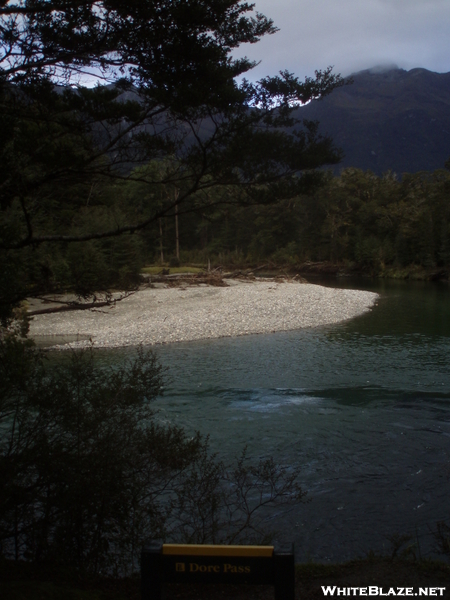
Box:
28;278;378;350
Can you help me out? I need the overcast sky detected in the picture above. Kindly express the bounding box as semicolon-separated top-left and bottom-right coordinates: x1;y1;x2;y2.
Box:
234;0;450;81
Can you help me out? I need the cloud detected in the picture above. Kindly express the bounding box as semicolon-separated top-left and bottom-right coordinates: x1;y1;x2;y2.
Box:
234;0;450;80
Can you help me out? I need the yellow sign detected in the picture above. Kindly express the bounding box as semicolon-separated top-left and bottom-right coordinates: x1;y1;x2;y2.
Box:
173;561;252;574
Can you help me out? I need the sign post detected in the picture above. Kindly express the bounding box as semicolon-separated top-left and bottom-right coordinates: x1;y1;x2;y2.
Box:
141;541;295;600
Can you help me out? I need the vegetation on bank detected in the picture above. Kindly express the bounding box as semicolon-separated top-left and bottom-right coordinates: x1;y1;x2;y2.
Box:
140;163;450;282
7;163;450;316
162;166;450;281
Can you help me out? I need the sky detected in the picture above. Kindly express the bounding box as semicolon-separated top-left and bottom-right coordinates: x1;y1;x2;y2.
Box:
234;0;450;81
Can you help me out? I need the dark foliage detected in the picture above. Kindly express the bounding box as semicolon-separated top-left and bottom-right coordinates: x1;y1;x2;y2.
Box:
177;167;450;274
0;0;344;324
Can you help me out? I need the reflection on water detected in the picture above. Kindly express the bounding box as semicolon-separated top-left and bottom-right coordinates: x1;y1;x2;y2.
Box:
152;278;450;561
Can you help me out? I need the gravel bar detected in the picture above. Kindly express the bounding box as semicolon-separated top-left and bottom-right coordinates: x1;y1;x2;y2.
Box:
28;280;378;349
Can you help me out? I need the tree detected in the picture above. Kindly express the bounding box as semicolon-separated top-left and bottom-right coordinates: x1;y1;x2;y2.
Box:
0;0;344;324
0;3;336;570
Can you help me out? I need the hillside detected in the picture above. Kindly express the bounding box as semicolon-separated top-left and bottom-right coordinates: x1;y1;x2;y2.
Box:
297;66;450;174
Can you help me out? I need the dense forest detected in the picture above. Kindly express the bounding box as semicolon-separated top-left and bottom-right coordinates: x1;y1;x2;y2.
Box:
170;165;450;276
11;162;450;304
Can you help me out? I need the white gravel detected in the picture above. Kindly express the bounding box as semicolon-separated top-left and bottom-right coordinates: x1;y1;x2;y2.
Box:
28;280;378;349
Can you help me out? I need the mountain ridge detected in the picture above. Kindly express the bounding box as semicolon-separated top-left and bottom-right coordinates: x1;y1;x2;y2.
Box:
297;66;450;174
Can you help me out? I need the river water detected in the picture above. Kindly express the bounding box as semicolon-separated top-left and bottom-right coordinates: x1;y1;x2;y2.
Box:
151;278;450;562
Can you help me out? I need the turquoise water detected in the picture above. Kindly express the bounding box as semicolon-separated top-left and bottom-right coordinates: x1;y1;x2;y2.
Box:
151;278;450;561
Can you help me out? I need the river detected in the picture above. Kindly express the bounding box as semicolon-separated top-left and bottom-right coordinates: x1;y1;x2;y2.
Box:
150;278;450;562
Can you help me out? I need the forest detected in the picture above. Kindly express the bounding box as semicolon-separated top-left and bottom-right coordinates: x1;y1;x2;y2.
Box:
171;164;450;276
7;162;450;309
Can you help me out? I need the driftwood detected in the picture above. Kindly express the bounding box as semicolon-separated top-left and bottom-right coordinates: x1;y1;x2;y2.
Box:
28;301;113;316
166;273;228;287
28;292;135;316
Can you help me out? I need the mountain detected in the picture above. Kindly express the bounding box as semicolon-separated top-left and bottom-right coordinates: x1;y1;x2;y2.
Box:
297;66;450;175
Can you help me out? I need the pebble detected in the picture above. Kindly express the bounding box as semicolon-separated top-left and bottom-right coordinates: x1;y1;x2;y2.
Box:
29;280;378;349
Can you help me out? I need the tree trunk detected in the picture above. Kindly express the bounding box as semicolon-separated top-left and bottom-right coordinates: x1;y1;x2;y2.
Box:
175;201;180;260
159;218;164;265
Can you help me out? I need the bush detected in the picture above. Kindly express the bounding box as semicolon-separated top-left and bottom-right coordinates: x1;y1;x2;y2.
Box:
0;338;305;574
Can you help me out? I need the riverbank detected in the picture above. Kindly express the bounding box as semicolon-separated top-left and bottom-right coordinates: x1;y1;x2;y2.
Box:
295;261;450;282
28;278;378;349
